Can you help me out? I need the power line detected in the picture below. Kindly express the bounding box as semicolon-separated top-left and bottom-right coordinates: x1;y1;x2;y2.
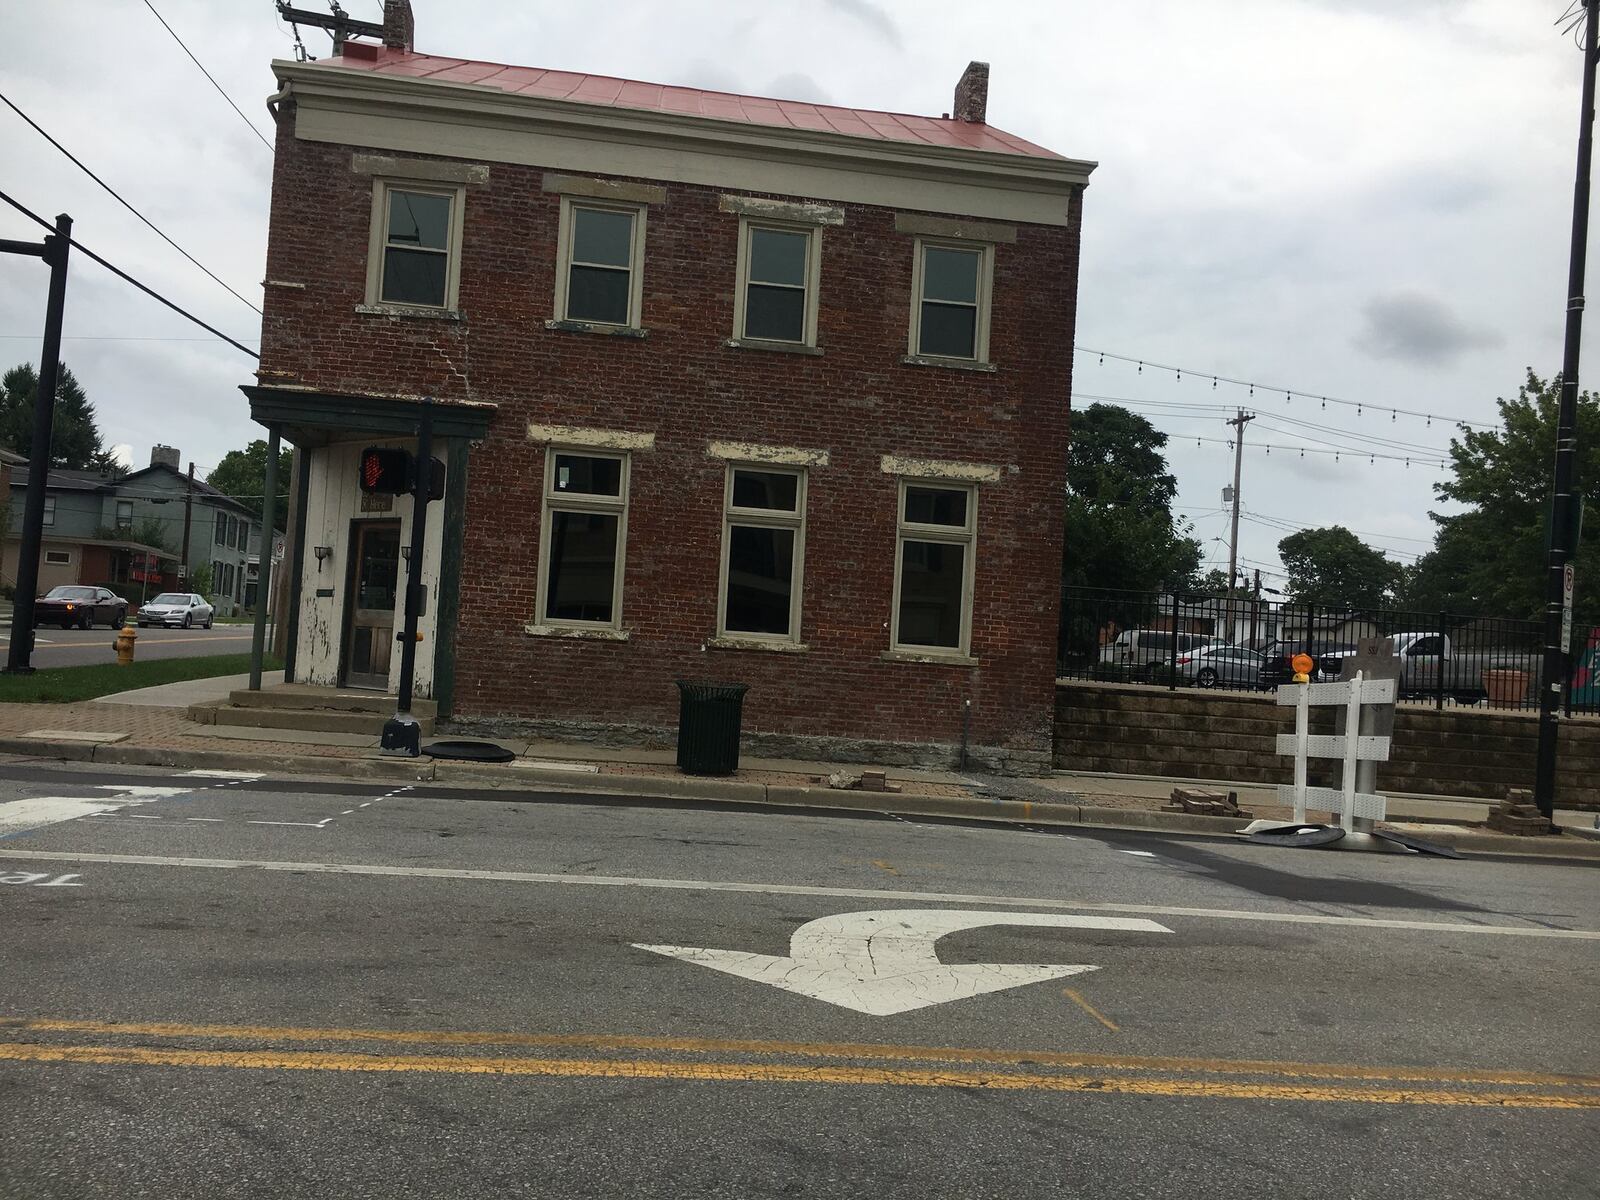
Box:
1076;345;1493;430
142;0;274;153
0;335;258;343
0;187;260;360
0;91;262;315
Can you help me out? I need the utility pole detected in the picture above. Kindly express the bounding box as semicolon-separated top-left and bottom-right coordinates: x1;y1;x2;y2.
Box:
1;213;72;675
1225;409;1254;644
1535;0;1599;822
181;460;195;584
274;2;383;55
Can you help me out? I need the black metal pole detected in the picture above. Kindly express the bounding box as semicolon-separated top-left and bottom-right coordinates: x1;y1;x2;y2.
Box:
396;402;432;715
248;426;280;691
1535;0;1600;820
380;399;433;756
6;213;71;675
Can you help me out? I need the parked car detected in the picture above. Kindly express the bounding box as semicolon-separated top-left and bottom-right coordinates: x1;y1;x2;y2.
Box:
1257;641;1357;688
1100;629;1216;677
1175;644;1265;688
32;585;128;630
1317;632;1541;702
137;592;215;629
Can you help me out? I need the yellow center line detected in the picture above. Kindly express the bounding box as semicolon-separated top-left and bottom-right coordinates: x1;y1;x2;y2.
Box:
0;1042;1593;1107
7;1019;1597;1091
1063;988;1120;1032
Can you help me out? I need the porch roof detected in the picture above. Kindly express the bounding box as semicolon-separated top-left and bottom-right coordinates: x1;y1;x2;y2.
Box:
241;386;496;447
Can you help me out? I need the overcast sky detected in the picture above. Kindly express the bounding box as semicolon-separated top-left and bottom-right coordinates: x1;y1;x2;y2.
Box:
0;0;1590;586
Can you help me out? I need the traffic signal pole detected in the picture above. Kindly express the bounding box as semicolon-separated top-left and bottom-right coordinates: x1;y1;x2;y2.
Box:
1534;0;1600;821
380;398;433;756
3;213;72;675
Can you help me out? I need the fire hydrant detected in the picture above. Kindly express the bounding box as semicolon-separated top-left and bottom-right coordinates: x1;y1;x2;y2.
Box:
114;623;138;666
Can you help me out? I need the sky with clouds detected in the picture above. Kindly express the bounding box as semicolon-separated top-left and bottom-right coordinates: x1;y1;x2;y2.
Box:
0;0;1590;588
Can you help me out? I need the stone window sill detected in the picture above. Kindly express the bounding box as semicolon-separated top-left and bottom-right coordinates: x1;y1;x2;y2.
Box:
707;636;810;654
725;338;824;357
881;648;979;667
524;624;630;642
545;319;649;339
356;303;464;321
900;354;997;374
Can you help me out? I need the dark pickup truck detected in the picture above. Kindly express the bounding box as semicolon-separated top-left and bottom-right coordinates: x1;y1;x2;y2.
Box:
32;585;128;630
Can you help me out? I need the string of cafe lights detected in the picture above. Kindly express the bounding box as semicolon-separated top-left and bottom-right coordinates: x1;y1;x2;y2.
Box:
1075;346;1493;431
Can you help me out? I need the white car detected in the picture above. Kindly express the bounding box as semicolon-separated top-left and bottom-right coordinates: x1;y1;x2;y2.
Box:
137;592;215;629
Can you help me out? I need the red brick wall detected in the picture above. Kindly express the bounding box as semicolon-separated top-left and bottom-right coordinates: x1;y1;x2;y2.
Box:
259;104;1082;768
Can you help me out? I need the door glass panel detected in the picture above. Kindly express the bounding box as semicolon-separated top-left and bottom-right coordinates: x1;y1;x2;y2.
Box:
356;528;401;611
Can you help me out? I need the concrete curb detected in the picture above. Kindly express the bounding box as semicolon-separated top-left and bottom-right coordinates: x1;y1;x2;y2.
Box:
0;736;1595;860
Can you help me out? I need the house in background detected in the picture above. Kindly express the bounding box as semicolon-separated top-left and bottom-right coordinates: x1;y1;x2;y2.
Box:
4;445;265;614
247;0;1092;771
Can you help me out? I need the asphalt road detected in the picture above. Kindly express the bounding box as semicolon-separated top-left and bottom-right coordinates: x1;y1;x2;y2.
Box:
0;761;1596;1199
0;624;258;669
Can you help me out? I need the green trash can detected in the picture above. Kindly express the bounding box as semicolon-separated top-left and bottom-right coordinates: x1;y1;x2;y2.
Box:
675;679;748;776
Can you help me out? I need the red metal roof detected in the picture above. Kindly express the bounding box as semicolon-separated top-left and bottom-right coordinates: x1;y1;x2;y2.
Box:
326;43;1063;160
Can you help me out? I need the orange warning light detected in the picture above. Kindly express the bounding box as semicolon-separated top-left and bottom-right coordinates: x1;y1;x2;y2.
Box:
1291;653;1315;679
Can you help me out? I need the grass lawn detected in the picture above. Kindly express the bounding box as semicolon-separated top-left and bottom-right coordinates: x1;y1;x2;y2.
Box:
0;653;283;704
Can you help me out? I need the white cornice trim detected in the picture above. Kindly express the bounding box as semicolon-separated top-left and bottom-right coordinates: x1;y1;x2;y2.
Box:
274;62;1094;224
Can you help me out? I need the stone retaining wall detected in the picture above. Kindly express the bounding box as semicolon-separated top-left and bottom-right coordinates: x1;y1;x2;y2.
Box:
1055;681;1600;808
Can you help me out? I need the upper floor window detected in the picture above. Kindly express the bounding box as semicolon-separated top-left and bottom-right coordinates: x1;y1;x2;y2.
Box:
42;496;55;527
555;200;645;328
734;221;820;346
115;500;133;530
909;239;993;363
367;181;464;310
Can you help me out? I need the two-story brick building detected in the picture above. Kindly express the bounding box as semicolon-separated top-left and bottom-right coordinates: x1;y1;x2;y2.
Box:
250;1;1092;771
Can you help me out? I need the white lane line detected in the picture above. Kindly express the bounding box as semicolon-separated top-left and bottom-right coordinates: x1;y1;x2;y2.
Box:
245;821;326;829
182;770;262;780
186;818;223;823
1118;850;1158;859
0;848;1593;941
0;786;194;837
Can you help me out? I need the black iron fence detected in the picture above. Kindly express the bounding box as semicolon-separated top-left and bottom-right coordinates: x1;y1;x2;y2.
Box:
1057;586;1598;713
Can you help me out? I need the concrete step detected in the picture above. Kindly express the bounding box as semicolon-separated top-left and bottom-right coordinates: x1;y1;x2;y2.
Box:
225;686;436;719
206;706;435;736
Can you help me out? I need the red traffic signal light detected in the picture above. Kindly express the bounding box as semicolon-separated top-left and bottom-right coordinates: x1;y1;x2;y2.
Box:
359;446;412;494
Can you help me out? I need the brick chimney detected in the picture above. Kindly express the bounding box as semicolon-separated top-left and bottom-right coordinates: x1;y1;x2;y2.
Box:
953;61;990;124
382;0;414;51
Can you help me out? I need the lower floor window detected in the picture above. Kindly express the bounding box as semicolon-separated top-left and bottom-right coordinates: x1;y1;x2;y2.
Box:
720;466;806;640
893;482;976;653
539;450;629;629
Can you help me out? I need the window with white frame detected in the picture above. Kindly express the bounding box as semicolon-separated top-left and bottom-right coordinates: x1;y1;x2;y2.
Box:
45;550;70;565
537;450;629;628
367;181;464;310
892;481;977;654
909;239;993;362
719;466;806;641
115;500;133;530
42;496;55;527
734;221;820;345
555;199;646;328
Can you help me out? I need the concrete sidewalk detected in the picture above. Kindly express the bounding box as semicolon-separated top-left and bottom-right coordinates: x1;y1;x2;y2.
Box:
0;688;1594;859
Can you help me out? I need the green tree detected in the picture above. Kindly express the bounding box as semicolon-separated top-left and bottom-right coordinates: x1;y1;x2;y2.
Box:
188;562;213;601
1399;370;1600;629
206;440;292;528
1277;526;1403;608
1064;403;1203;594
0;363;116;471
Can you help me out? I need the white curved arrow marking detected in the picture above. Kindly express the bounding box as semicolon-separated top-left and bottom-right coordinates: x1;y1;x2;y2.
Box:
634;909;1172;1016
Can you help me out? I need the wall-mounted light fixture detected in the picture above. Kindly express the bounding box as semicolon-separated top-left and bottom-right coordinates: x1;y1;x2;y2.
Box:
313;546;333;570
400;546;410;563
